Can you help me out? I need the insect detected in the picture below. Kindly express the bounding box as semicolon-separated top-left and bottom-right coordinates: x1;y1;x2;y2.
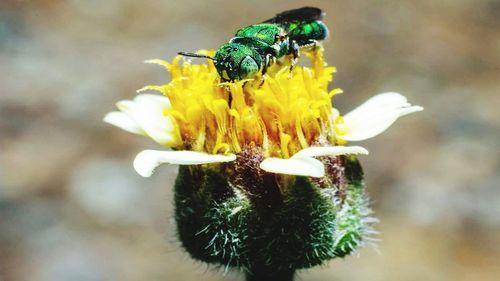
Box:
178;7;329;81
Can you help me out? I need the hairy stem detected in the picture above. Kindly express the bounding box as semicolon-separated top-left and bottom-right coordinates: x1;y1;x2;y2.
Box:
245;268;295;281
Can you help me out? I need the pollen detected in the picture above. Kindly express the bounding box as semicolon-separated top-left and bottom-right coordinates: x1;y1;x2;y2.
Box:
139;48;342;158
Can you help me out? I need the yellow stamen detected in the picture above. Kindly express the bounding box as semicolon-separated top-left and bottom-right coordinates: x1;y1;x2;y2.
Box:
142;48;342;156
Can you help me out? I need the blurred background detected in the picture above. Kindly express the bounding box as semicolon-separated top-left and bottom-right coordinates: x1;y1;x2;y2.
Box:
0;0;499;280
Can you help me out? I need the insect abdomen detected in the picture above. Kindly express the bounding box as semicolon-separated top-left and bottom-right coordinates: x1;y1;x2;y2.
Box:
286;21;328;46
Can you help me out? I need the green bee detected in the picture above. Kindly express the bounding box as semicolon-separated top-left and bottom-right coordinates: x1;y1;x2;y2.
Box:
179;7;329;81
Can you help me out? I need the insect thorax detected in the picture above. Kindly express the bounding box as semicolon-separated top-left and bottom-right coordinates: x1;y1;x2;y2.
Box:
235;23;286;45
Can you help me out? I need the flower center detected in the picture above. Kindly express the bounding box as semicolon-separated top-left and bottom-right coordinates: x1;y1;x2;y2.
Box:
140;48;343;158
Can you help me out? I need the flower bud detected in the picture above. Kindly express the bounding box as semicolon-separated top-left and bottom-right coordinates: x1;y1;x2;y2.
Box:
174;147;375;277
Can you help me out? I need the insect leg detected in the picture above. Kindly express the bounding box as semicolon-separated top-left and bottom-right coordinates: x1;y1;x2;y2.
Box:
259;54;272;86
289;40;300;72
300;39;320;49
262;54;272;76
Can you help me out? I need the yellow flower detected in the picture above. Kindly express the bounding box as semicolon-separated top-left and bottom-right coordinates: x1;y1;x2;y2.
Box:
104;48;422;177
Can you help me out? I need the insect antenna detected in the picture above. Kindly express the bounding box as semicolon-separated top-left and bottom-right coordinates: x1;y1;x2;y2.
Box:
177;52;215;61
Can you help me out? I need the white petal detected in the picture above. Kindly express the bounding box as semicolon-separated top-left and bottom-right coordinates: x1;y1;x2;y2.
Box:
259;157;325;178
346;92;410;118
117;94;179;147
133;150;236;177
331;108;340;119
399;105;424;117
292;146;369;158
103;111;146;135
339;93;423;141
134;94;171;110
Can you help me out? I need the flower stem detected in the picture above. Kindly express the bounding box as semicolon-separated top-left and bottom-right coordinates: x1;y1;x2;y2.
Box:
245;268;295;281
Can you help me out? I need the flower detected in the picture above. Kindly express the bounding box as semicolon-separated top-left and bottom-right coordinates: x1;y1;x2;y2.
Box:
104;48;422;178
104;46;423;276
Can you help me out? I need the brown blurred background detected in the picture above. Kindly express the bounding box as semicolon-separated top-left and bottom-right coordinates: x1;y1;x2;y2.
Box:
1;0;499;280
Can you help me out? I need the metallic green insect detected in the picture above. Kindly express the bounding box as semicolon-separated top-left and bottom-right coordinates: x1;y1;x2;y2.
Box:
179;7;329;81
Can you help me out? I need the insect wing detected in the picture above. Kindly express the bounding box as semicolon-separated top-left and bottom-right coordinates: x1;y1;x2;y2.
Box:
264;7;324;23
